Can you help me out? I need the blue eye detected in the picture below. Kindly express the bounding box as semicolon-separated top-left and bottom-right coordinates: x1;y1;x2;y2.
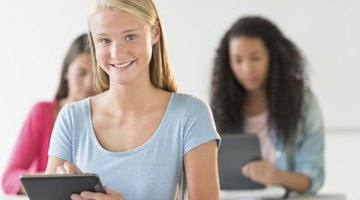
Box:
125;34;136;41
99;39;111;44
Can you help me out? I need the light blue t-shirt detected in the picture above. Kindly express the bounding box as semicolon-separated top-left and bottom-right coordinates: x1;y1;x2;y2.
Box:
48;93;221;200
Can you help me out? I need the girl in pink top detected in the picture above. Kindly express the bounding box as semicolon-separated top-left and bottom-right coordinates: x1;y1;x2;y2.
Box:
1;34;94;194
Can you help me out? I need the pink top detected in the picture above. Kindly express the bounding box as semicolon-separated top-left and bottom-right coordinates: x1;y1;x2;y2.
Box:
244;110;276;163
1;100;57;194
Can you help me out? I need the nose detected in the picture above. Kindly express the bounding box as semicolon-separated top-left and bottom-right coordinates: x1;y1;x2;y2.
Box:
241;60;253;74
110;42;127;59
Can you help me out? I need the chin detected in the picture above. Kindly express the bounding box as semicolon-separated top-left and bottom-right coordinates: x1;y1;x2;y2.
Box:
243;84;262;91
113;77;133;86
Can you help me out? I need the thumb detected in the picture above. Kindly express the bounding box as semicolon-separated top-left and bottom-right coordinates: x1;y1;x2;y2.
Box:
104;186;114;195
242;164;248;176
104;186;124;198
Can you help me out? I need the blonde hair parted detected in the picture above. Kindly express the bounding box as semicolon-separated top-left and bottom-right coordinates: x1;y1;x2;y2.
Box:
88;0;177;94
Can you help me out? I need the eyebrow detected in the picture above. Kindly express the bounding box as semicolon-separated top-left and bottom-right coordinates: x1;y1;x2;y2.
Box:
94;28;141;36
121;28;140;34
250;51;261;56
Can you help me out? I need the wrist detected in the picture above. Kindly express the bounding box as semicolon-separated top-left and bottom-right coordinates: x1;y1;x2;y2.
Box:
273;169;284;185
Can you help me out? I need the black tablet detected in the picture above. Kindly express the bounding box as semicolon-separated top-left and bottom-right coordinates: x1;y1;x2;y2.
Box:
218;134;265;190
20;173;105;200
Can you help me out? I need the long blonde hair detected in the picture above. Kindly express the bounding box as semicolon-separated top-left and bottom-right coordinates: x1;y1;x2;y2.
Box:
88;0;177;94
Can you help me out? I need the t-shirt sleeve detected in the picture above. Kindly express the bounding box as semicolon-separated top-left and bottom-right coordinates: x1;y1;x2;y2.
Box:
48;104;73;162
182;97;221;155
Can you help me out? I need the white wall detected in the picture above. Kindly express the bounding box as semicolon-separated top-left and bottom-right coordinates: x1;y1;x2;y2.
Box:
155;0;360;129
0;0;94;188
0;0;359;198
322;131;360;200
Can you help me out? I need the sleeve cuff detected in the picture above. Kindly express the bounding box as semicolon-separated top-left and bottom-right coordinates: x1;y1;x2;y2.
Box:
184;134;221;155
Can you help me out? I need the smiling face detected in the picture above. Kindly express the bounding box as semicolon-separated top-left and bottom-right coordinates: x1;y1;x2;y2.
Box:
229;36;270;92
90;9;160;87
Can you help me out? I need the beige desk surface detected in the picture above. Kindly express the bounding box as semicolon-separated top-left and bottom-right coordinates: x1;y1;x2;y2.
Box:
0;196;27;200
290;194;345;200
0;194;346;200
221;194;345;200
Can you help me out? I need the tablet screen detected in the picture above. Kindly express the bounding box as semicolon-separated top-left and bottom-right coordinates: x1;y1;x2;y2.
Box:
218;134;265;190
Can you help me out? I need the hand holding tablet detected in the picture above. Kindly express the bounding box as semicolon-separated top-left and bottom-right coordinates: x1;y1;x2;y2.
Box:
20;173;105;200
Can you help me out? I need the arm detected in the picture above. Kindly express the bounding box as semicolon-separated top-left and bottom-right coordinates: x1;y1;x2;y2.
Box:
184;140;220;200
46;104;124;200
293;92;325;193
242;160;310;192
181;97;221;199
243;92;324;193
2;104;42;194
45;156;71;174
46;157;125;200
275;170;310;192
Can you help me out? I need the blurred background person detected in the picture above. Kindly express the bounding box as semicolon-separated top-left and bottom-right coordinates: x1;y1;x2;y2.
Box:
1;33;94;194
210;16;324;193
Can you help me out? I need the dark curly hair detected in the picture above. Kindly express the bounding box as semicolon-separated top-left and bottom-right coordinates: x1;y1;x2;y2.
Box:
210;16;307;143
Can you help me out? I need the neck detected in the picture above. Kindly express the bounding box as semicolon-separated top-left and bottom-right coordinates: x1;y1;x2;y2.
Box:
246;87;266;101
105;77;162;118
244;87;267;116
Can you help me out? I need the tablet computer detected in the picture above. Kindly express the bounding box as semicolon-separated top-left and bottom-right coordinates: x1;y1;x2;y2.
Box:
218;134;265;190
20;173;105;200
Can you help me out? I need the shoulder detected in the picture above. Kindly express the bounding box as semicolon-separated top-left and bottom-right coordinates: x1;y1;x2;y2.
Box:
301;89;322;116
169;93;215;127
171;93;211;113
57;98;90;123
27;100;57;118
62;98;89;113
53;98;91;139
32;100;56;112
297;88;324;137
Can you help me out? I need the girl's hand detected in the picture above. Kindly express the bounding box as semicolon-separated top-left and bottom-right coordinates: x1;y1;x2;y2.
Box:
242;160;280;185
55;161;82;174
71;186;125;200
55;162;125;199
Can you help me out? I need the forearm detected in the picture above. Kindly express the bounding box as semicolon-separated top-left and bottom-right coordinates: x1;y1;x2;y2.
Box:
45;156;68;174
3;169;45;194
275;170;310;193
1;169;27;194
19;185;26;194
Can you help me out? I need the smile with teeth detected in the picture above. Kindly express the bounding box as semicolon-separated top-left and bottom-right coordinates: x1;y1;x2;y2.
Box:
111;60;135;69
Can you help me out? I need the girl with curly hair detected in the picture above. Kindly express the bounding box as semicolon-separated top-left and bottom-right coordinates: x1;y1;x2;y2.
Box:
211;16;324;193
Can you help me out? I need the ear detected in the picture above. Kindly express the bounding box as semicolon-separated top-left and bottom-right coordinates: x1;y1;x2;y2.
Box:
151;22;161;45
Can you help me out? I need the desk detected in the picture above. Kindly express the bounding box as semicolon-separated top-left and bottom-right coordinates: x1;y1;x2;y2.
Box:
0;196;27;200
221;186;345;200
290;194;345;200
222;194;345;200
0;194;346;200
